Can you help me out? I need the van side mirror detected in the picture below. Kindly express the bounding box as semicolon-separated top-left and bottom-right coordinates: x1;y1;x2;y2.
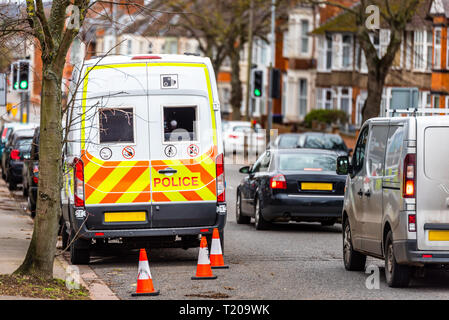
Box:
336;156;352;175
239;166;250;174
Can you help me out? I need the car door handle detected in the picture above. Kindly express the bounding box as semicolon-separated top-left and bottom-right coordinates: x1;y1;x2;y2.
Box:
158;168;177;175
364;190;371;198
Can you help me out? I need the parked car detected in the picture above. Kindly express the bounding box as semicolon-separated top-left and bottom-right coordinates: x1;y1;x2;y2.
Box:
236;148;346;230
0;122;36;171
22;126;39;217
270;132;351;156
2;128;34;190
223;121;265;155
337;116;449;288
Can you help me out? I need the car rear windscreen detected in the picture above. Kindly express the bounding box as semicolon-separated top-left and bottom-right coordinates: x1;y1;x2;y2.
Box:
425;127;449;180
304;135;347;151
278;153;337;171
99;108;134;144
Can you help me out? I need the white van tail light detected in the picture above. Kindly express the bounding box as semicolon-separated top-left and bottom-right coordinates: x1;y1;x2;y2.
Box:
74;158;85;207
131;55;161;60
270;174;287;189
216;153;225;202
408;214;416;232
403;154;416;198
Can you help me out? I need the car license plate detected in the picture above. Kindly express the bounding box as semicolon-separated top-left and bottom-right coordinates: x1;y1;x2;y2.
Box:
428;230;449;241
104;211;147;223
301;183;333;191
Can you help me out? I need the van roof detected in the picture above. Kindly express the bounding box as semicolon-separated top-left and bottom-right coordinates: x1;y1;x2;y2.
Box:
84;54;211;67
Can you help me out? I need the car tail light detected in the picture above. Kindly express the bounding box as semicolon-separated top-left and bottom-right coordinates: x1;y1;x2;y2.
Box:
32;164;39;184
403;154;416;198
73;158;85;207
10;149;20;160
216;153;225;202
228;134;238;139
270;174;287;189
408;214;416;232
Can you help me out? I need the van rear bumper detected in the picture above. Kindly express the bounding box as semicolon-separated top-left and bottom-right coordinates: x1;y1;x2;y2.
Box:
394;240;449;265
70;203;227;240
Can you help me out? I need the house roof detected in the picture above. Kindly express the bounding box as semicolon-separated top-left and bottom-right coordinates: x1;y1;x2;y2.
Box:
312;0;433;35
429;0;449;18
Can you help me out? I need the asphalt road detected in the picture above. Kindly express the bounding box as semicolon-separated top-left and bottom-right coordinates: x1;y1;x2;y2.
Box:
76;164;449;300
9;164;449;300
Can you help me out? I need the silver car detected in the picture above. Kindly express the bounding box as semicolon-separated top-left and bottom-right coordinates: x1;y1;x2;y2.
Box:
337;116;449;287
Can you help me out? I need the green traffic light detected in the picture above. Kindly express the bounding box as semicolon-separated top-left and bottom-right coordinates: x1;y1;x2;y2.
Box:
13;82;18;90
19;80;28;90
254;89;261;97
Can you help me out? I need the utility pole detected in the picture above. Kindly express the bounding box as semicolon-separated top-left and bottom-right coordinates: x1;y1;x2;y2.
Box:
267;0;275;139
244;0;254;122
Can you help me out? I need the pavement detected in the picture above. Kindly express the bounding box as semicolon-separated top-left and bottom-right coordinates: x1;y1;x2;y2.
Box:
0;179;118;300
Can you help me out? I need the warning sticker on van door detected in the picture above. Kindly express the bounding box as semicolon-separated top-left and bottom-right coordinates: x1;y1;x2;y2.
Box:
161;74;178;89
122;146;135;159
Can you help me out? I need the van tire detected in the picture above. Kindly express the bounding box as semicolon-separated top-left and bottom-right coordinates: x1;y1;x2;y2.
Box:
70;233;90;265
236;191;250;224
343;219;366;271
385;231;411;288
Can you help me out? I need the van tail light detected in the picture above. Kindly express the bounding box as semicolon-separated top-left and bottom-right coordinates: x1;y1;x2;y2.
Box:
73;158;85;207
270;174;287;189
216;153;225;203
403;154;416;198
228;134;238;139
10;149;20;160
32;164;39;184
408;214;416;232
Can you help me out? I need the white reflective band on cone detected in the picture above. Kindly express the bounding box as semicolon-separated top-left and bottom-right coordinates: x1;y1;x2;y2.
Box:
197;247;211;265
210;238;222;255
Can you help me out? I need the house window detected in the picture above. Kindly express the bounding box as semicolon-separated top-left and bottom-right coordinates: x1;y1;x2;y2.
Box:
356;91;367;127
326;35;333;70
316;88;333;110
446;96;449;109
379;29;390;58
414;30;433;71
419;91;431;108
433;95;440;108
301;20;309;54
127;40;132;55
434;28;442;69
427;30;433;70
339;88;352;117
342;35;353;69
298;79;307;117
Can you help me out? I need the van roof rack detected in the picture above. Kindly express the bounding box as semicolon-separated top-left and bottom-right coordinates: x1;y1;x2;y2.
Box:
386;108;449;117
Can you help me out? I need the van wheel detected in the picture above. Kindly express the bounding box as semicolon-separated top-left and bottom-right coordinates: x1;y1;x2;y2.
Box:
61;221;69;251
343;219;366;271
236;191;250;224
70;232;90;265
385;231;411;287
254;197;270;230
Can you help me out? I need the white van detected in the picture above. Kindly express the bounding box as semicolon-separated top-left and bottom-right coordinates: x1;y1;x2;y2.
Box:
337;113;449;287
62;54;226;264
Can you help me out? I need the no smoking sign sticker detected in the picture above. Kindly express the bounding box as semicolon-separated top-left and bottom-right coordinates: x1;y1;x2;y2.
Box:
187;144;199;157
122;146;135;159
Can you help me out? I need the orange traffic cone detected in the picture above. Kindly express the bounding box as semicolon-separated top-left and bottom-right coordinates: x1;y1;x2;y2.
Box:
191;235;217;280
210;228;228;269
131;248;160;296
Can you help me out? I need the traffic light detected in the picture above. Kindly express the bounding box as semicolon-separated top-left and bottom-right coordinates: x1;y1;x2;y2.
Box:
11;62;18;91
252;69;263;98
269;68;281;99
18;61;30;91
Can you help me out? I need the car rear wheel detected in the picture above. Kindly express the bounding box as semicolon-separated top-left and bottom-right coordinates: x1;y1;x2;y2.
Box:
28;196;36;218
254;197;270;230
343;219;366;271
384;231;411;288
236;191;250;224
69;230;91;265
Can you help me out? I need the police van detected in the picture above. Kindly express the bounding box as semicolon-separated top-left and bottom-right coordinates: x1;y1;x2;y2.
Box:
62;54;227;264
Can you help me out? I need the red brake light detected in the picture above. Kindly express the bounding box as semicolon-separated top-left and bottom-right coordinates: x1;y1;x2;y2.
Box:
229;134;238;139
74;158;85;207
408;214;416;232
10;149;20;160
131;55;161;60
216;153;225;202
403;154;416;198
270;174;287;189
32;165;39;184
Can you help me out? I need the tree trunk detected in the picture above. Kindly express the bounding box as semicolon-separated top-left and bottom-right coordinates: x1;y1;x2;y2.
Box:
15;61;64;279
361;66;386;123
230;48;243;120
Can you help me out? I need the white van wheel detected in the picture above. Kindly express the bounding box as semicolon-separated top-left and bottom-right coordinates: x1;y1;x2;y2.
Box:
343;219;366;271
384;231;411;287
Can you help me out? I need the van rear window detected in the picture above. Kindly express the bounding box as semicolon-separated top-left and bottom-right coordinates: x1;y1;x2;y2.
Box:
99;108;134;144
425;127;449;180
163;106;197;142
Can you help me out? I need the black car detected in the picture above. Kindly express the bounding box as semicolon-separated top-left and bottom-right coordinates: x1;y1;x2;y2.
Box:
270;132;351;156
22;126;39;216
236;148;346;230
3;129;34;190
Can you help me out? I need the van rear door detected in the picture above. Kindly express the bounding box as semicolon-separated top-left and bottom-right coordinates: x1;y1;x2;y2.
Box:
416;116;449;250
148;63;218;228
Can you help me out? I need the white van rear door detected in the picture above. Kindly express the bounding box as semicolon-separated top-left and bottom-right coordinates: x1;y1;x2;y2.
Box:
416;116;449;250
148;64;218;228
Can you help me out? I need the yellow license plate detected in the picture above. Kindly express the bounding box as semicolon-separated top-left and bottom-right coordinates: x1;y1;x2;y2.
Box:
301;183;333;191
428;230;449;241
104;212;147;223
